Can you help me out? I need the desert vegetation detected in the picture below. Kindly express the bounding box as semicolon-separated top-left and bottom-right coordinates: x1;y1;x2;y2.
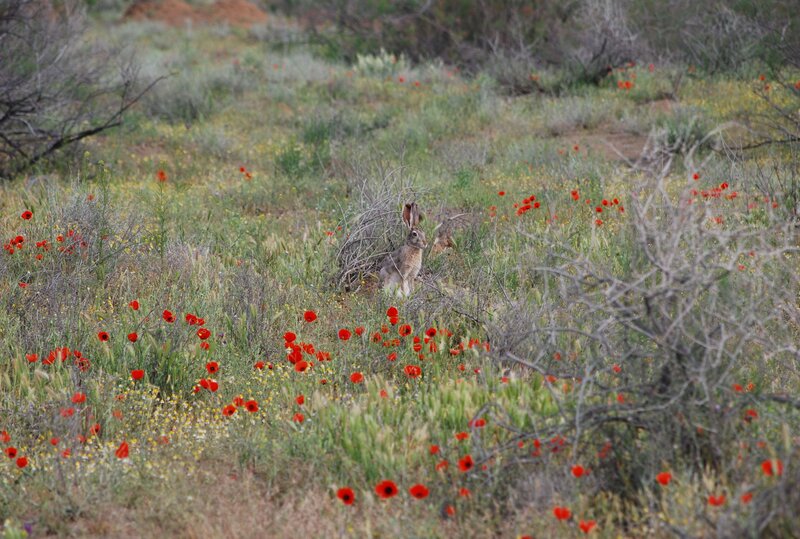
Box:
1;0;799;537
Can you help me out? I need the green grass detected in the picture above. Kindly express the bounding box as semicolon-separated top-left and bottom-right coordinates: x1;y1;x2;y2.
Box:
1;21;799;539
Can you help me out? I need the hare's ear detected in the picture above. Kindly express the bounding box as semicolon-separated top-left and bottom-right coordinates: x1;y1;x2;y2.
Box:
410;202;422;226
402;203;413;229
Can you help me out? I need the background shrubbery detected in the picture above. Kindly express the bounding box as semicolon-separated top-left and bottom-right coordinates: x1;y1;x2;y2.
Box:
275;0;800;88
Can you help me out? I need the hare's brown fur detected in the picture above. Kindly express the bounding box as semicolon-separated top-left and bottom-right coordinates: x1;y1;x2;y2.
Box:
380;202;426;296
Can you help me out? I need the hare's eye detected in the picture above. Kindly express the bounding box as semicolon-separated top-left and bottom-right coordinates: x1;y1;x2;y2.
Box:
411;231;417;237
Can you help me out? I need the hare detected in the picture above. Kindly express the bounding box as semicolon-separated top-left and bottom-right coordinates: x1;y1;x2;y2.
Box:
380;202;427;297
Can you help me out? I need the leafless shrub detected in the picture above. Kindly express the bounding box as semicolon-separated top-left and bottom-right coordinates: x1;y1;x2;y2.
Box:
684;5;762;73
331;152;420;291
747;147;800;220
485;162;800;529
0;0;158;178
564;0;642;85
482;45;543;96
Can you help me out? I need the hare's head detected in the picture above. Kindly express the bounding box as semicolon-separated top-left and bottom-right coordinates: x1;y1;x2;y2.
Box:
402;202;427;250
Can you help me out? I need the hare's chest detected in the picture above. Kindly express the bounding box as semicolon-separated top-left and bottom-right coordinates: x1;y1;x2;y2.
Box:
401;246;423;276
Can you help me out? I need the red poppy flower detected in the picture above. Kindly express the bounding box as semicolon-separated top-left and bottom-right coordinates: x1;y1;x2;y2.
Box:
163;310;175;323
233;396;244;407
90;423;101;435
5;447;17;458
579;520;597;534
200;378;219;392
408;483;429;499
350;372;364;384
245;400;259;412
156;170;167;182
459;487;471;497
185;313;198;325
741;492;753;504
387;352;397;361
97;331;109;342
206;361;220;374
295;360;309;372
445;505;456;517
295;395;305;405
435;460;449;471
404;365;421;378
287;344;302;364
197;328;211;340
284;331;296;343
553;506;571;520
222;405;236;416
16;456;28;468
455;431;469;441
355;326;364;336
375;480;399;499
656;471;672;486
388;316;398;325
26;353;38;363
254;361;265;370
429;445;440;455
115;441;129;459
761;459;783;477
304;310;317;322
387;306;398;318
129;300;139;310
338;328;351;341
472;418;486;428
0;431;10;443
458;454;474;472
21;210;33;220
379;388;388;398
131;369;144;381
337;487;355;505
425;327;437;337
571;465;585;478
399;324;412;337
293;412;304;423
708;495;725;507
72;392;86;404
127;332;138;342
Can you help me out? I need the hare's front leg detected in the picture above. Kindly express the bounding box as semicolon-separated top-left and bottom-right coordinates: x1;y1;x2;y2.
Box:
401;279;411;297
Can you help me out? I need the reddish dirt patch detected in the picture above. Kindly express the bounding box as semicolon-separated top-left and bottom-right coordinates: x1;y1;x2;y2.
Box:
124;0;268;28
583;131;649;163
561;128;649;163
